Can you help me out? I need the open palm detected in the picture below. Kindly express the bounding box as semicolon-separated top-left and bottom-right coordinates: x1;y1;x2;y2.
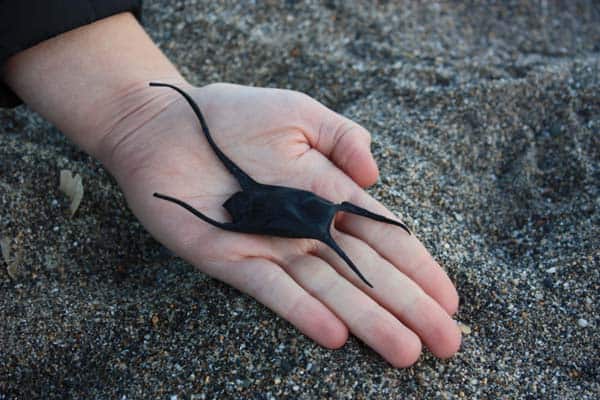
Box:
107;82;461;367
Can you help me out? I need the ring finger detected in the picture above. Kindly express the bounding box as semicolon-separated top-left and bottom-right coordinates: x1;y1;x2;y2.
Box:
283;253;423;368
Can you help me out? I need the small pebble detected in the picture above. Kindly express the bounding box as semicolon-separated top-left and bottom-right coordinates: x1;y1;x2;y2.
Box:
534;292;544;300
577;318;589;328
458;322;472;335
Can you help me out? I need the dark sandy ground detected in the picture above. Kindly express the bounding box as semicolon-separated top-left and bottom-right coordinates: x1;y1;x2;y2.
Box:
1;1;599;399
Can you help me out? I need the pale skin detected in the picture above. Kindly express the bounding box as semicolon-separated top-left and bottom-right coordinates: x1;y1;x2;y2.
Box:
3;12;461;367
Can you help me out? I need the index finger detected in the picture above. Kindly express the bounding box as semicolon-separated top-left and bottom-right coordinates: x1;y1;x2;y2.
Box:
337;190;459;315
300;152;459;315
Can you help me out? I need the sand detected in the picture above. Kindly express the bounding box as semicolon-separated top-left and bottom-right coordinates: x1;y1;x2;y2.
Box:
1;1;598;398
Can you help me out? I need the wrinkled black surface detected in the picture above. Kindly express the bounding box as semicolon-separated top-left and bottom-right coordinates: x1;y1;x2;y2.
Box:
150;82;410;288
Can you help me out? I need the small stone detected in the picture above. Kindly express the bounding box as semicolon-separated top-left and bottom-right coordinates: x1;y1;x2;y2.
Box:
458;322;471;335
274;377;281;385
577;318;589;328
546;267;557;274
549;123;562;136
543;277;554;289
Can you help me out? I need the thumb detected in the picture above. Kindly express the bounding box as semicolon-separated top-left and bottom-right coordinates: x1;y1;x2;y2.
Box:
302;99;379;188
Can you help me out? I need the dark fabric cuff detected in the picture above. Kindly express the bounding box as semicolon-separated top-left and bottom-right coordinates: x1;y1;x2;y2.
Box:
0;0;143;108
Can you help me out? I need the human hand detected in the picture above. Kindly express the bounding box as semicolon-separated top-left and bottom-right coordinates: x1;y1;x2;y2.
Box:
100;82;461;367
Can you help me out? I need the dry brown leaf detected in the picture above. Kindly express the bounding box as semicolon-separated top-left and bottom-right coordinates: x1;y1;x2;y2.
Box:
59;170;84;217
1;236;19;280
0;237;10;265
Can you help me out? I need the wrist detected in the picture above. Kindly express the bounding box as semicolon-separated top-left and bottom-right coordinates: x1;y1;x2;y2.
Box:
2;12;185;163
94;79;193;178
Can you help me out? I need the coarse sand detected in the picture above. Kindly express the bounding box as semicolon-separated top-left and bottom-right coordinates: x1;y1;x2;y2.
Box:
1;1;598;398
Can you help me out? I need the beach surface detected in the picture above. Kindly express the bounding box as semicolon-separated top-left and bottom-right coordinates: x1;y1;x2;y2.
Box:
1;1;598;398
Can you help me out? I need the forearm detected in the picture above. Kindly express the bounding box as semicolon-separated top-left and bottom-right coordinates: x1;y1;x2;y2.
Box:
2;12;184;163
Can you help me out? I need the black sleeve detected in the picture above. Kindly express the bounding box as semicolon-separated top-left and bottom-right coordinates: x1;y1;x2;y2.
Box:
0;0;143;108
